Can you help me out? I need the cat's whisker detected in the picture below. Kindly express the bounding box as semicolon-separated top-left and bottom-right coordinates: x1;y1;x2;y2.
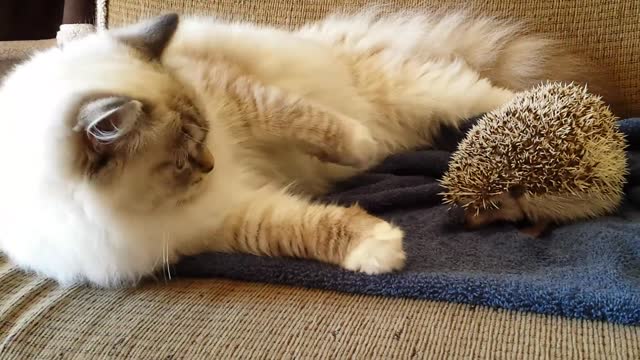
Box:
181;130;204;144
161;234;172;282
185;123;209;132
161;235;167;282
166;237;172;281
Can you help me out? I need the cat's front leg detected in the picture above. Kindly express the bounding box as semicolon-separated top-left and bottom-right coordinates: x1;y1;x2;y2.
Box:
170;57;380;169
308;115;380;169
176;56;380;168
225;74;380;168
218;191;406;274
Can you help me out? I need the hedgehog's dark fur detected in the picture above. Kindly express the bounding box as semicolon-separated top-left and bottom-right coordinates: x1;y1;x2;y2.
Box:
440;82;628;233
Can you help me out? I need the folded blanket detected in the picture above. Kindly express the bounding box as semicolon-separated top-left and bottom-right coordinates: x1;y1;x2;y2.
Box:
175;118;640;326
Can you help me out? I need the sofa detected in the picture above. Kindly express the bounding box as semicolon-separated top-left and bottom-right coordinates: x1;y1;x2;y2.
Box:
1;1;639;358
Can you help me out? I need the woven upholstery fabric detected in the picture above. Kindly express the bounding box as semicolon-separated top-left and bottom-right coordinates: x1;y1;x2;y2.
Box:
106;0;640;116
0;39;54;77
0;258;639;359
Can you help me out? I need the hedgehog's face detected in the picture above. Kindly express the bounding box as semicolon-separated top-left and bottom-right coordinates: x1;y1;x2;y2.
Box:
462;192;525;229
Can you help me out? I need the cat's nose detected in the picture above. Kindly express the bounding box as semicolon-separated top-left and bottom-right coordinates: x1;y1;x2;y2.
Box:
200;162;214;173
193;148;215;173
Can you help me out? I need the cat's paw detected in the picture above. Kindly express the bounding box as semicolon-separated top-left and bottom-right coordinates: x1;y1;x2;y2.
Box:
336;122;379;169
342;222;406;274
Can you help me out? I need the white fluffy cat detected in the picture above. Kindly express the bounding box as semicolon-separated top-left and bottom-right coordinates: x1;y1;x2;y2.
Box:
0;10;606;287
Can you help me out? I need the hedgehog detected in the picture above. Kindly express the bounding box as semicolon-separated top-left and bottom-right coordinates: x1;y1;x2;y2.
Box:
440;82;628;237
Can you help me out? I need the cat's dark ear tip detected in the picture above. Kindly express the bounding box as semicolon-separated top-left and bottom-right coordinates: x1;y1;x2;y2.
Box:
156;12;180;30
149;13;180;39
114;12;181;59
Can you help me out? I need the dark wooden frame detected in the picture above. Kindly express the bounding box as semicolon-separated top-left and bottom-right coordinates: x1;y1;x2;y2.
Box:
0;0;96;41
63;0;96;25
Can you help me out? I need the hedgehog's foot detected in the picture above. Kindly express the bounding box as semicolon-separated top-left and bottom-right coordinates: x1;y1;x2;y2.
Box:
519;221;551;238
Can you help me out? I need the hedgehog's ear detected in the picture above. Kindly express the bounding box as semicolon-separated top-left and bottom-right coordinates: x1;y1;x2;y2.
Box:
113;13;179;59
74;96;143;153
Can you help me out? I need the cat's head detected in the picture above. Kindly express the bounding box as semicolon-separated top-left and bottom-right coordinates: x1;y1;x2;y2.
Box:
0;14;214;212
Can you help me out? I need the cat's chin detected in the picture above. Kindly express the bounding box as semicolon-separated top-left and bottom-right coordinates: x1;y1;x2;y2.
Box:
175;176;210;207
175;193;200;207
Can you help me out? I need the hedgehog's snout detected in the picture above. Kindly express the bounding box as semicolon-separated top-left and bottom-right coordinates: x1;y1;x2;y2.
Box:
462;193;526;229
464;210;493;229
463;208;507;229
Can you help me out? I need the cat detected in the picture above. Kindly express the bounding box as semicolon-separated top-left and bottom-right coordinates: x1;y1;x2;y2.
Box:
0;10;612;287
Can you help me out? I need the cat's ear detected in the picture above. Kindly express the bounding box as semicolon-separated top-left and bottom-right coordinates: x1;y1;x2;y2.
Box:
112;13;179;59
74;96;143;152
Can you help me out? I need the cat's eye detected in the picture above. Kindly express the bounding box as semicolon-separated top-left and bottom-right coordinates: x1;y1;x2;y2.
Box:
175;157;187;171
182;122;208;143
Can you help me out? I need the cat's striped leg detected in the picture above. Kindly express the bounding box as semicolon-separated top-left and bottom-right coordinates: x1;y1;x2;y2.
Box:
176;56;381;169
219;191;405;274
234;80;380;169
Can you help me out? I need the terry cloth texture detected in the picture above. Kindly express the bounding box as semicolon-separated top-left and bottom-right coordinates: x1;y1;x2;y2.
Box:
174;118;640;326
105;0;640;117
1;260;639;359
56;24;96;46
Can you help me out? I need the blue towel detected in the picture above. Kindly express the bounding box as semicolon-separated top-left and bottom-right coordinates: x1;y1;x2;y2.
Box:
175;118;640;326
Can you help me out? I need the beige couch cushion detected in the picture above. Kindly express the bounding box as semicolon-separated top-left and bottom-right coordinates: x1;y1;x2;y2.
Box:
106;0;640;116
1;256;639;359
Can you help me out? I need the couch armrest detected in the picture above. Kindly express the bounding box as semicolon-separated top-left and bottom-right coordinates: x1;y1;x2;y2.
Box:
0;39;55;78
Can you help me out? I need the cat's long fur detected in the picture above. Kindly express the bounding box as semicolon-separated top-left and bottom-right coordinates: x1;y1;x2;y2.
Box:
0;10;613;287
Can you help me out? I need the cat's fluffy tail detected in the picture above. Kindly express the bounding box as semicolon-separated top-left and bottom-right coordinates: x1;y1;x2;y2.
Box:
304;8;626;116
445;13;625;115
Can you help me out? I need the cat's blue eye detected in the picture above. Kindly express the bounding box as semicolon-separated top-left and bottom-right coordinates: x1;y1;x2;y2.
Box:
175;157;187;171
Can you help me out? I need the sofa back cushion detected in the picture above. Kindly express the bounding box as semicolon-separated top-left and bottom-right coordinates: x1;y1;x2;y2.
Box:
106;0;639;115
